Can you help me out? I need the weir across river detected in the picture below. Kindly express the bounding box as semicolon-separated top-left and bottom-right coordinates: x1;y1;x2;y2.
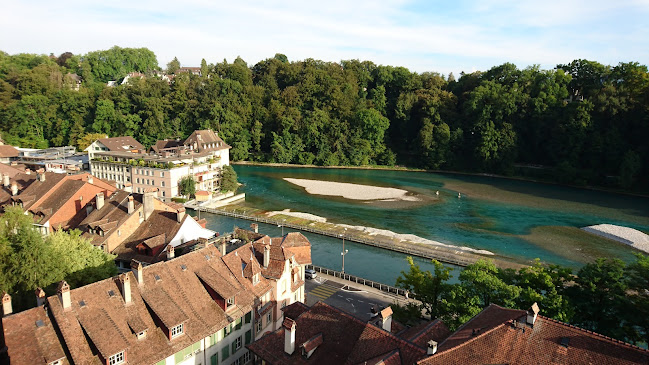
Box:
188;205;476;267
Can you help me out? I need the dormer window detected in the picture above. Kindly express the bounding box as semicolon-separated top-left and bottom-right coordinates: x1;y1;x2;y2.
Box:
136;330;147;340
227;297;235;307
171;323;184;338
108;351;125;365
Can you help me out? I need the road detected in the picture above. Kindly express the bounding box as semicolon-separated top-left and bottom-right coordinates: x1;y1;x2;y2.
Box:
304;276;397;322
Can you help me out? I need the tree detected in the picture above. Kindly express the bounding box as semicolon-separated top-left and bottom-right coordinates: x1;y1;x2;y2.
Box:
457;259;521;309
178;175;196;197
166;57;180;74
76;132;108;151
395;257;452;319
567;258;629;340
220;165;239;193
0;207;116;311
626;254;649;344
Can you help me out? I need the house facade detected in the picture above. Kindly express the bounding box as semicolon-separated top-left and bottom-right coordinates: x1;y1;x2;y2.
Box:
88;130;230;199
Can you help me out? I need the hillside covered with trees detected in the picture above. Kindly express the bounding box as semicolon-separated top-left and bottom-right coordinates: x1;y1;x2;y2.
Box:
0;47;647;189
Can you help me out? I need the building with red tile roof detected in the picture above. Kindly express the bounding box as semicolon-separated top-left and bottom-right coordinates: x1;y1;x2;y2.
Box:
1;242;289;365
0;145;19;163
418;303;649;365
1;172;116;234
251;232;312;339
87;130;231;199
247;301;431;365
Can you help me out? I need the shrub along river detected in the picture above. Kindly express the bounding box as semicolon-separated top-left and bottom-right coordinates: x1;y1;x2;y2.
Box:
192;164;649;286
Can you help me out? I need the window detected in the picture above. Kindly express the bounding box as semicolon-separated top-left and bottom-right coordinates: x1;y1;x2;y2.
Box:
162;191;166;197
235;317;242;330
162;181;165;187
233;358;241;365
257;321;262;333
224;324;232;338
244;311;252;324
227;297;235;307
210;354;218;365
161;172;165;177
109;351;125;365
245;330;252;345
243;351;251;363
266;312;272;325
171;323;184;338
232;336;242;354
136;178;140;184
221;346;230;361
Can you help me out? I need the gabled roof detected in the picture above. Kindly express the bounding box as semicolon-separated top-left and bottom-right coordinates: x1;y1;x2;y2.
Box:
1;305;68;364
95;136;145;152
247;302;427;365
221;244;272;298
44;245;251;364
0;145;19;158
252;233;312;279
80;191;143;246
183;130;231;153
397;319;451;349
0;161;25;178
418;304;649;365
151;139;182;154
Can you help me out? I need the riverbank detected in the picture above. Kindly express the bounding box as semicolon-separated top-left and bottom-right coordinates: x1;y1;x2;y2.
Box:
283;178;422;201
582;224;649;254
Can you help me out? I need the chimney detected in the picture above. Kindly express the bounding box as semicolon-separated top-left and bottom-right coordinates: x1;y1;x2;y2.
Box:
57;281;71;310
127;195;134;214
176;208;185;223
11;182;18;196
119;273;131;304
38;173;45;182
2;292;12;316
35;288;46;307
263;245;270;268
527;302;540;326
87;175;94;184
2;174;8;188
166;245;175;260
219;240;226;256
143;189;156;220
96;192;104;210
251;223;258;233
379;307;393;332
427;340;438;355
283;318;296;355
131;260;143;285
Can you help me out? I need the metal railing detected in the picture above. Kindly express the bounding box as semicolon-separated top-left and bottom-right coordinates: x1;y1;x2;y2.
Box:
306;264;414;299
191;206;473;267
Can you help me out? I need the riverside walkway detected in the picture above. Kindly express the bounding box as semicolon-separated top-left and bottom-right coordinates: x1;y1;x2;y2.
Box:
186;205;478;267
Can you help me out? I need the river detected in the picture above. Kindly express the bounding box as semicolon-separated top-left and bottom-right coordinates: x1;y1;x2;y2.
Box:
194;165;649;284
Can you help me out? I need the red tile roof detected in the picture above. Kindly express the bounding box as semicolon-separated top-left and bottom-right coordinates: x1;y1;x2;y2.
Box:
0;145;19;158
97;136;145;152
44;245;254;364
418;305;649;365
397;319;451;349
247;302;427;365
1;306;68;364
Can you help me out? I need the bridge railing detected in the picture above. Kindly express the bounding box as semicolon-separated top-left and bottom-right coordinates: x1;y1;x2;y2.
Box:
306;264;414;299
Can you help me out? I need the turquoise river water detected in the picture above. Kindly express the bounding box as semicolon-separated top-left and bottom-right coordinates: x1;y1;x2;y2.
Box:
194;165;649;285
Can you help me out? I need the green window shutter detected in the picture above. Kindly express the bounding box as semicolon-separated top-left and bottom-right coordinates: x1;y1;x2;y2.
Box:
222;345;230;360
235;317;242;330
245;311;251;324
245;330;252;345
174;350;184;364
210;354;218;365
157;360;166;365
192;341;201;352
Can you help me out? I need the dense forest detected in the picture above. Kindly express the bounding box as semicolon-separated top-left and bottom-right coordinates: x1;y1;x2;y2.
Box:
1;46;647;189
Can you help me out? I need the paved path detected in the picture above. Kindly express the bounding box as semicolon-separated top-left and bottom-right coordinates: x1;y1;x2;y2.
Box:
305;272;419;322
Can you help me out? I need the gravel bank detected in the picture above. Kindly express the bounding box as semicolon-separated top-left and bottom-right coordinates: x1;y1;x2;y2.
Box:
581;224;649;254
283;178;421;201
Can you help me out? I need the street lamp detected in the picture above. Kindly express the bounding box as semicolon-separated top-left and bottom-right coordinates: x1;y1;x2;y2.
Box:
341;228;348;274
